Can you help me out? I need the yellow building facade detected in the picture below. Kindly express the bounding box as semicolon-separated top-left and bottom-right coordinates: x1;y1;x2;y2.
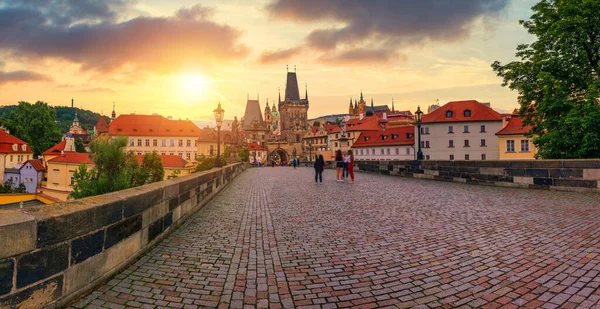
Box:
496;116;537;160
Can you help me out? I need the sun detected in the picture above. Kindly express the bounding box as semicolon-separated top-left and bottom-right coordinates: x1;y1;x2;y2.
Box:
178;73;207;99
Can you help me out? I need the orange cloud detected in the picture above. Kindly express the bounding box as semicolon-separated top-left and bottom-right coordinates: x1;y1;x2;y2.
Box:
259;47;302;64
0;70;52;85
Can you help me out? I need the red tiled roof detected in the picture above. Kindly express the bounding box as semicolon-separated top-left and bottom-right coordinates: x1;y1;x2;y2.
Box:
20;159;46;172
422;100;502;123
496;116;532;135
95;117;109;133
135;154;188;168
352;126;415;148
109;114;202;137
324;124;340;134
345;116;385;132
0;129;33;154
248;143;266;151
311;126;319;134
48;152;94;164
43;140;67;155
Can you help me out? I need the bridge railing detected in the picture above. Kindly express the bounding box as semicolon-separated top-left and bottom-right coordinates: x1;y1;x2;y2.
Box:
0;163;248;308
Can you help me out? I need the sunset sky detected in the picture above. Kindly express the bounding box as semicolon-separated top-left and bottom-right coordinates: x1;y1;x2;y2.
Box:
0;0;538;124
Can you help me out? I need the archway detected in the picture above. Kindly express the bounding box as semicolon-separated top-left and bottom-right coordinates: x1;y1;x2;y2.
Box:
269;148;288;166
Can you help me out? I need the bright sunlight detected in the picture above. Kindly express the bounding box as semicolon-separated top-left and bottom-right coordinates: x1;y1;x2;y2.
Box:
178;73;207;100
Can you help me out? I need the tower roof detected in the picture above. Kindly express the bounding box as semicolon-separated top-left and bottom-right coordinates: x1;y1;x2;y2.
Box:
243;99;264;129
285;72;300;101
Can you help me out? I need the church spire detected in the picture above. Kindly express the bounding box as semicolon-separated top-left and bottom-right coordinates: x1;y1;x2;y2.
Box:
305;83;308;100
371;98;374;109
71;97;74;108
360;91;363;102
112;102;116;120
73;109;79;124
278;87;281;103
391;98;395;113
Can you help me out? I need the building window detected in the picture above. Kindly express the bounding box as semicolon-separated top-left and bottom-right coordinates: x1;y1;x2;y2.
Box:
153;139;158;147
9;155;12;162
178;153;183;157
170;153;174;156
186;153;191;160
425;155;430;160
53;169;59;184
465;154;470;160
395;148;399;155
170;139;175;147
372;149;375;155
161;153;166;156
145;139;150;147
448;126;454;133
481;154;487;160
406;148;410;155
421;127;430;134
162;139;166;147
186;140;191;147
464;139;470;147
178;140;183;147
480;125;486;133
386;148;390;155
521;140;530;152
506;140;515;152
449;140;454;147
336;134;339;138
446;111;453;118
210;145;214;155
334;142;338;147
137;139;142;146
464;110;471;117
195;140;197;147
480;139;486;147
380;149;384;155
129;138;134;146
70;175;75;186
463;125;469;133
449;154;455;160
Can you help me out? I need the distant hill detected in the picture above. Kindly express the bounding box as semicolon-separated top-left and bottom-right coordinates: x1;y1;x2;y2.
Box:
0;105;110;134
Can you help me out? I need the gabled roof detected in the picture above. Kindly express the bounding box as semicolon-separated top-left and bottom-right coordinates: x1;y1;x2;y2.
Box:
43;140;67;155
108;114;202;137
48;153;94;164
95;117;109;133
422;100;502;123
345;116;385;132
496;116;532;135
0;129;33;154
324;123;341;134
248;143;266;151
135;154;188;168
20;159;46;172
352;126;415;148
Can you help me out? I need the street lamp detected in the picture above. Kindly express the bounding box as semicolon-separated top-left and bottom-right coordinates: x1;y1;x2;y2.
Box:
309;142;313;162
415;106;424;160
213;102;225;167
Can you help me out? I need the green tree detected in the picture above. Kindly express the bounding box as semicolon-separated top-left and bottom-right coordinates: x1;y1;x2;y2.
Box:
0;101;61;156
238;146;249;162
70;164;95;199
492;0;600;159
142;151;165;183
194;154;214;172
74;138;86;153
168;169;181;179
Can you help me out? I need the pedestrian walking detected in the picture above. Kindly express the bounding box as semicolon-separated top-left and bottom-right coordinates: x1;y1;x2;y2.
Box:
314;154;324;184
335;150;344;181
343;152;350;180
293;158;297;169
347;150;355;184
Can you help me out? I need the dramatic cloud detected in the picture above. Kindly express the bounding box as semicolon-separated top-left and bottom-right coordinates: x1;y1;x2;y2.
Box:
77;87;116;93
0;70;52;85
319;48;405;65
266;0;509;63
259;47;302;64
0;3;249;73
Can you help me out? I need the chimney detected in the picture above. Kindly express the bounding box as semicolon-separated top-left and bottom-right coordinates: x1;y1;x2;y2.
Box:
382;113;387;120
359;113;364;120
502;116;510;128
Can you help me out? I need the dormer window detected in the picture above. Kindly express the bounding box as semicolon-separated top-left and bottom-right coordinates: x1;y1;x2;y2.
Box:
446;111;453;118
12;144;17;151
382;135;387;140
392;134;398;140
364;136;369;141
464;109;472;117
21;145;26;151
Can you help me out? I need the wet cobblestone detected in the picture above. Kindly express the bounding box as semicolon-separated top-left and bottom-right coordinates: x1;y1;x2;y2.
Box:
71;167;600;308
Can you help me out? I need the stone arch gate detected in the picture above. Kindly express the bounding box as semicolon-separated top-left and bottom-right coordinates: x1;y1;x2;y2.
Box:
269;148;289;165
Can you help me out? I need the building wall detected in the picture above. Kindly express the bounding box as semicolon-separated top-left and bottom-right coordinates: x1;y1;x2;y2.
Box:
354;146;413;161
418;121;503;161
249;150;267;164
46;162;93;194
197;141;227;158
20;164;43;193
164;167;193;179
498;135;537;160
0;153;33;183
126;135;198;161
279;102;308;143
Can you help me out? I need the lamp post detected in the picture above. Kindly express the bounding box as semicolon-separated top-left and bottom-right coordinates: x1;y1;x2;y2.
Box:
213;102;225;167
309;142;313;162
415;106;424;160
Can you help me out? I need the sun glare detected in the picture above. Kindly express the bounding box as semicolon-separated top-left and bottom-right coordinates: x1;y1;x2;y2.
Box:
178;73;207;99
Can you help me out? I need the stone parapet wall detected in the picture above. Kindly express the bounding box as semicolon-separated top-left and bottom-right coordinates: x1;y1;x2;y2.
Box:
354;160;600;192
0;163;247;308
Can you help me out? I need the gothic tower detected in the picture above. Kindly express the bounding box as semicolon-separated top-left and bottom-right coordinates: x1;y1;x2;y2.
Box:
278;68;309;143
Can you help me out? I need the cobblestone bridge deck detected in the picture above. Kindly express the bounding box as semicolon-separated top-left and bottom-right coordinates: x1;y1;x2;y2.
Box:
71;167;600;309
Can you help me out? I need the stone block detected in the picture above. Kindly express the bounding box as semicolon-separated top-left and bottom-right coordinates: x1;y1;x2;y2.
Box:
562;160;600;168
0;276;62;309
583;169;600;180
123;188;164;218
423;169;439;176
178;177;198;194
510;161;533;168
513;176;533;184
168;197;178;211
163;183;179;201
506;168;526;177
554;179;597;188
548;168;583;179
71;229;105;265
179;199;193;217
64;246;109;296
104;231;142;273
172;206;181;223
0;212;36;259
529;184;550;190
413;174;434;180
526;169;549;178
494;182;528;189
0;258;14;296
533;177;553;186
148;218;164;243
480;167;506;176
179;191;190;204
104;215;142;249
17;243;69;288
452;177;467;183
142;201;168;228
532;161;562;168
550;186;594;193
36;200;122;247
163;212;173;230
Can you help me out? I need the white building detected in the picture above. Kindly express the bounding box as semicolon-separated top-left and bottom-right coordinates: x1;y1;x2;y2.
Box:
248;142;267;165
417;100;503;161
353;126;415;161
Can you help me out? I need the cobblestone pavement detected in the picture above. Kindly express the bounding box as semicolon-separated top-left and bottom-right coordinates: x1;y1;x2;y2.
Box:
71;167;600;309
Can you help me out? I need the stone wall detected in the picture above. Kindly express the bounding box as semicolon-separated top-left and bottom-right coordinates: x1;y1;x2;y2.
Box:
0;163;247;308
354;160;600;192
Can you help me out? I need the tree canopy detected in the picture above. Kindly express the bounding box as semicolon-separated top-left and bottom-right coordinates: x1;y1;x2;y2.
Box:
0;101;61;156
492;0;600;159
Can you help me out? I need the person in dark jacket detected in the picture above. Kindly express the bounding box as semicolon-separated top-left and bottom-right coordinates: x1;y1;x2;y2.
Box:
314;154;325;184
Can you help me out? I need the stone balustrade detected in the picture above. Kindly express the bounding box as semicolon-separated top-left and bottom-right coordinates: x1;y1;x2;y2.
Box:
0;163;247;308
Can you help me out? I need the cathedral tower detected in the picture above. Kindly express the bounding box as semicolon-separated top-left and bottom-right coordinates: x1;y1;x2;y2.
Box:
278;68;309;143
